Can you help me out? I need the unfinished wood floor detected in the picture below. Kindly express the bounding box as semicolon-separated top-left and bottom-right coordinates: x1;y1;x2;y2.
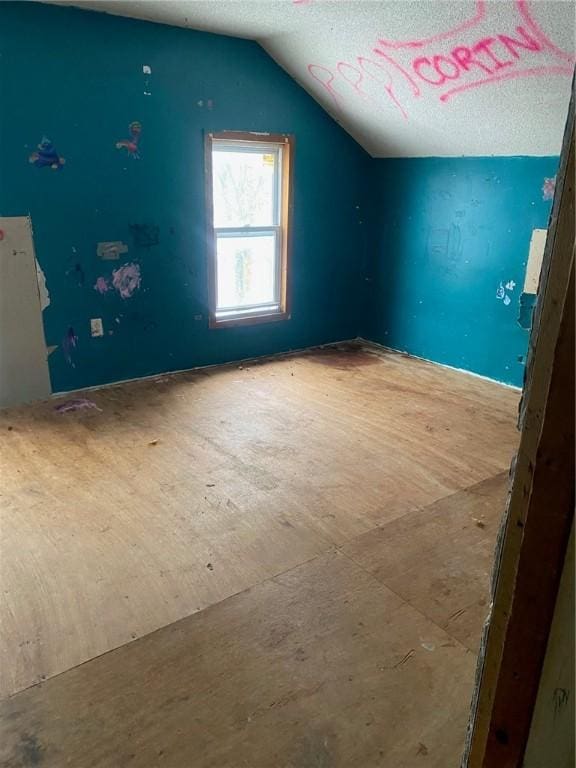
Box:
0;344;519;767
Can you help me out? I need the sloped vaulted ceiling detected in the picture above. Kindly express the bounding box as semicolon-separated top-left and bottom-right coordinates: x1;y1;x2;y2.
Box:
49;0;575;157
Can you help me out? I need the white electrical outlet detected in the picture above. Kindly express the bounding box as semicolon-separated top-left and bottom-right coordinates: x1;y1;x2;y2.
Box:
91;318;104;337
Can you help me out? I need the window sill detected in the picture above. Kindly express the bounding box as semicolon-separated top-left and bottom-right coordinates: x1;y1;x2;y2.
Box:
209;310;290;329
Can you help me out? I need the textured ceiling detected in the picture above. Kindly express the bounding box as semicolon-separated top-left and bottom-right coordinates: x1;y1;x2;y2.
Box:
49;1;575;157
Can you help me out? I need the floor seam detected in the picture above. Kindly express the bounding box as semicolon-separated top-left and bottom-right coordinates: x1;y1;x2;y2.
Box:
337;546;477;655
1;545;338;704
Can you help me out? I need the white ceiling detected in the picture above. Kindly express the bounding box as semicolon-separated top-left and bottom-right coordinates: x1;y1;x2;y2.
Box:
50;0;575;157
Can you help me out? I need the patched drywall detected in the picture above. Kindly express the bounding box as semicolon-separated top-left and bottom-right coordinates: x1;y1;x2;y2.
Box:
366;156;558;386
48;0;576;157
0;2;370;394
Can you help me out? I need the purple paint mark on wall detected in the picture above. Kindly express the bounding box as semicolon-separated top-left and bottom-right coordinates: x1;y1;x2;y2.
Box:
62;327;78;366
542;176;556;200
112;262;141;299
54;398;102;414
94;276;110;294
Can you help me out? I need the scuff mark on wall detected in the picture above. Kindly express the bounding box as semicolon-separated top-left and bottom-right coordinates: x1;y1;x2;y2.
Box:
62;327;78;366
130;224;159;248
112;262;141;299
66;262;85;286
35;259;50;310
97;241;128;260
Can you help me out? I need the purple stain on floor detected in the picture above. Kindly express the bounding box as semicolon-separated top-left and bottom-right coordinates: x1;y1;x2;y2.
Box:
94;276;110;294
112;262;141;299
54;398;102;414
62;327;78;365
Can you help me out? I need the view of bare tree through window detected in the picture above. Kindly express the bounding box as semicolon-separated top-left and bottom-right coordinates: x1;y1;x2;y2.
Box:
212;144;280;314
235;248;251;303
215;161;270;227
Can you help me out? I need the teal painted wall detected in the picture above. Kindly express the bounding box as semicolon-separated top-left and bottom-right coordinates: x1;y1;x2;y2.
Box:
366;157;558;387
0;4;563;394
0;2;370;392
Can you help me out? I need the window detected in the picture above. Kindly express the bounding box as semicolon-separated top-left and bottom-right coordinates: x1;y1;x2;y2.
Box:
205;132;293;327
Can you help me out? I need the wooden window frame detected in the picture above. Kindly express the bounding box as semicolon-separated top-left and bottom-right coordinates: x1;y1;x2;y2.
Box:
205;131;293;329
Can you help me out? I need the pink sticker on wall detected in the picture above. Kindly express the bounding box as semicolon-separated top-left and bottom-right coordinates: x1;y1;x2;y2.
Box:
542;176;556;201
112;262;141;299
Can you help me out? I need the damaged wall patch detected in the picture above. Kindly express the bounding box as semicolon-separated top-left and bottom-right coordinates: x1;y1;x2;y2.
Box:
97;241;128;260
35;259;50;310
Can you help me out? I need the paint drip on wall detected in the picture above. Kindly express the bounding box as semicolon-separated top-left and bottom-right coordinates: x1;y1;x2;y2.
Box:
62;326;78;366
29;137;65;169
112;262;141;299
116;122;142;158
542;177;556;201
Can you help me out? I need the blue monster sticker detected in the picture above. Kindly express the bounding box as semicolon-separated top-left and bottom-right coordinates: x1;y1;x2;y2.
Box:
29;137;66;170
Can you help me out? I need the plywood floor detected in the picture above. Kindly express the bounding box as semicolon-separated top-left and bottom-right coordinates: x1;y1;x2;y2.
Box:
0;344;519;767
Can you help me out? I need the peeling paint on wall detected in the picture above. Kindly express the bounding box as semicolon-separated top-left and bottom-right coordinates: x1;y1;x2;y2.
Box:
518;291;537;329
97;241;128;260
35;259;50;310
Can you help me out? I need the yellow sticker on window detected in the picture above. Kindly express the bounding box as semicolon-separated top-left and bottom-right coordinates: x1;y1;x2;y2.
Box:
262;154;275;166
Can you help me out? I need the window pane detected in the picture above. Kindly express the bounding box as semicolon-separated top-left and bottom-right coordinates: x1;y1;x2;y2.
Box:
212;147;277;227
216;233;277;311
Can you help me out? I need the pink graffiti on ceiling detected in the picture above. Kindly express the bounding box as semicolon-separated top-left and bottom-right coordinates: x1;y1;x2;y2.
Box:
307;0;575;119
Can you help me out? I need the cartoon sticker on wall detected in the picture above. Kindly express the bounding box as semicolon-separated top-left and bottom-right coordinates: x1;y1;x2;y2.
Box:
29;137;65;169
496;279;515;306
116;122;142;158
